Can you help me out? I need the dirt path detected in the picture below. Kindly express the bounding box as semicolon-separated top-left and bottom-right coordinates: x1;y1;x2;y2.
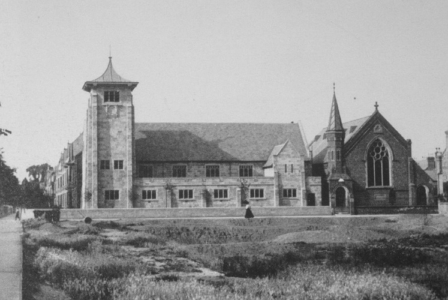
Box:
0;214;23;300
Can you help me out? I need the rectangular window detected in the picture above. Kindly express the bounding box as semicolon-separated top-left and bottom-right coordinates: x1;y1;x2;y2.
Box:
250;188;264;199
206;165;220;177
336;150;341;161
142;190;157;200
105;190;119;200
114;160;124;170
213;189;228;199
104;91;120;103
179;189;193;200
290;164;294;173
139;165;153;178
239;165;253;177
100;160;110;170
283;188;297;198
173;165;187;177
285;164;287;173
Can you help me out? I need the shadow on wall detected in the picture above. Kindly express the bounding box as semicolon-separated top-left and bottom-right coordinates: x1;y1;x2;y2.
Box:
135;130;239;161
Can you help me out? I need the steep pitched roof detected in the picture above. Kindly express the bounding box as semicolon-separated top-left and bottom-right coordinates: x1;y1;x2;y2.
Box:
135;123;309;162
263;142;287;168
72;133;84;156
82;57;138;91
309;116;370;164
327;92;344;131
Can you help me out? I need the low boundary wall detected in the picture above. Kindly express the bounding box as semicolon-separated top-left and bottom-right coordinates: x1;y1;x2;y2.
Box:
61;206;333;220
355;205;438;215
439;202;448;215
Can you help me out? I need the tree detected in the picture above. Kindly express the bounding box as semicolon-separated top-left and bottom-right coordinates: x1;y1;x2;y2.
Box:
26;163;50;182
20;178;53;208
0;150;20;207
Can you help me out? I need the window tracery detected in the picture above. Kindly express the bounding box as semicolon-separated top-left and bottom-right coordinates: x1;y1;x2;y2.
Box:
367;139;391;186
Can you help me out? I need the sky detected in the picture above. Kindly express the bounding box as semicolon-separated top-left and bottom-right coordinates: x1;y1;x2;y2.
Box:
0;0;447;181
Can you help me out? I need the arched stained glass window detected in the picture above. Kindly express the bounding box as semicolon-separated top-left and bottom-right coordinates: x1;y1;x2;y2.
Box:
367;139;390;186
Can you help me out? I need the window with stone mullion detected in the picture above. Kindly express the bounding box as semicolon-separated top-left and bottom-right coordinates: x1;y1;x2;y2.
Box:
367;140;390;187
206;165;220;177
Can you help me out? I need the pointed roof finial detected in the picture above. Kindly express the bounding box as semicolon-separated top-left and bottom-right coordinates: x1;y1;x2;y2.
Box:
109;45;112;60
327;87;344;131
374;101;379;111
333;82;335;93
83;56;139;92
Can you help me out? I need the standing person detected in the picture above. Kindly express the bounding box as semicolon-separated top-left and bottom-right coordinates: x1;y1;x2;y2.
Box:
245;203;254;219
15;209;20;221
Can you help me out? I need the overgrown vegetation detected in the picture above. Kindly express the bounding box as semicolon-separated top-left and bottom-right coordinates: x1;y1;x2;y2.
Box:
22;216;448;300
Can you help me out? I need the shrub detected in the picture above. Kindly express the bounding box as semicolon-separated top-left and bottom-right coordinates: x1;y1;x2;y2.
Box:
121;232;166;247
34;234;101;251
112;265;437;300
325;242;430;267
22;218;46;229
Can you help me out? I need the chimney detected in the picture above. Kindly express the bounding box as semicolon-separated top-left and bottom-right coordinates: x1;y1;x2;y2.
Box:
445;130;448;150
427;157;435;170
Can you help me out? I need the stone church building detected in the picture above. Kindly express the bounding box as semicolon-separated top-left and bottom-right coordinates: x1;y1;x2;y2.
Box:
48;58;434;213
309;90;435;213
50;58;322;210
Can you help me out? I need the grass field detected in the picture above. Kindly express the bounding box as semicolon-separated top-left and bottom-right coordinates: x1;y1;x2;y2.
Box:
22;214;448;299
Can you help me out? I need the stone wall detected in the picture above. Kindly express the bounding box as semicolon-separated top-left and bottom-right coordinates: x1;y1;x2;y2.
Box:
274;142;305;206
134;177;277;208
60;206;332;220
137;161;266;178
345;118;411;207
439;202;448;215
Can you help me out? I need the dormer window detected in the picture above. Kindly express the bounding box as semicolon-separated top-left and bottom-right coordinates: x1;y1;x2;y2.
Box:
104;91;119;103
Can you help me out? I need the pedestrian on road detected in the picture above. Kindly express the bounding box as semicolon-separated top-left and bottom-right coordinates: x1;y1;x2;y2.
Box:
245;204;254;220
15;209;20;221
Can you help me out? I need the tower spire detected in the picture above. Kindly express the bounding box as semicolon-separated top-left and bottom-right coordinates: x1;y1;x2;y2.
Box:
327;85;343;131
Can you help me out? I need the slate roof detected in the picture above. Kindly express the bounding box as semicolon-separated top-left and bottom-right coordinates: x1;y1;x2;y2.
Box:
82;58;138;91
135;123;309;162
417;158;438;181
72;133;84;156
309;116;370;164
327;93;344;131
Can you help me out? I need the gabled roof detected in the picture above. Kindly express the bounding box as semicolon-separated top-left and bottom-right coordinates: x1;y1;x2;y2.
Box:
135;123;309;162
82;57;138;92
263;142;287;168
309;116;370;164
327;92;343;131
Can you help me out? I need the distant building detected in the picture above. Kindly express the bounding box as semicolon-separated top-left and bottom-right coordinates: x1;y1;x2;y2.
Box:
50;58;321;209
418;131;448;196
309;90;435;212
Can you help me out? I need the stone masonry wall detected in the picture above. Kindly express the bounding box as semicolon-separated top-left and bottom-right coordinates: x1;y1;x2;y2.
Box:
274;142;305;206
61;206;332;220
137;162;266;178
134;177;276;209
345;119;410;207
94;87;134;209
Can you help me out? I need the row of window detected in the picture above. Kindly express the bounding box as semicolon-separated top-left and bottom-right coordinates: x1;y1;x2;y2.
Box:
139;165;255;178
104;91;120;103
100;160;124;170
56;173;68;189
105;188;298;201
55;193;68;208
327;150;341;161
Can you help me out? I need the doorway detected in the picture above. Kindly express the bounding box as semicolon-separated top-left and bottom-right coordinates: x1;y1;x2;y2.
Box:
416;185;427;206
335;187;346;207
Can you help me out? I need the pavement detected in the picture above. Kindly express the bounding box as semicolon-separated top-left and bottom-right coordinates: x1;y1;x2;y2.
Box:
0;214;22;300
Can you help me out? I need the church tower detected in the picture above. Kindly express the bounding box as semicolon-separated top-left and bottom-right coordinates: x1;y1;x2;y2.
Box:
325;87;345;175
81;57;138;209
